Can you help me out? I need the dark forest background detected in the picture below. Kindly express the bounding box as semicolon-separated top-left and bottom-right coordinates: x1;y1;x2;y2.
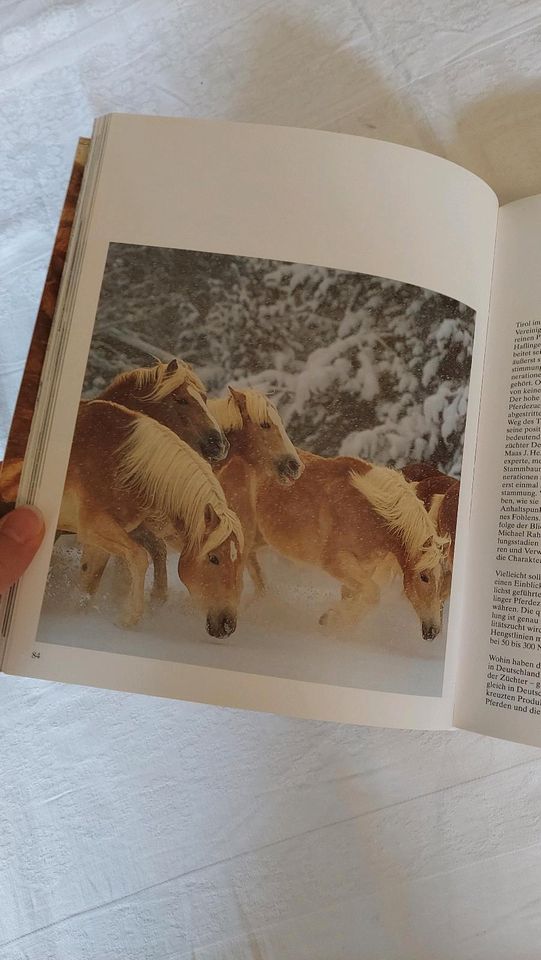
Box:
84;244;475;476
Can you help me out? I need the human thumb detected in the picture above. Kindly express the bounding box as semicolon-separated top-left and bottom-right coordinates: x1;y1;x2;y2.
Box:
0;506;45;594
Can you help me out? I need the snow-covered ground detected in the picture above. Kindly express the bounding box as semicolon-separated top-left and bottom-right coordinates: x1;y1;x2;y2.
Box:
38;537;447;697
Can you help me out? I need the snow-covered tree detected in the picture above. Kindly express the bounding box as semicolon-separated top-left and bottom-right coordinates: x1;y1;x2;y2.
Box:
83;244;474;476
286;281;472;473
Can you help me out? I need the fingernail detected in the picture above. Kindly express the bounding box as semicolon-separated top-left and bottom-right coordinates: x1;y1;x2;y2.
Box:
0;506;44;544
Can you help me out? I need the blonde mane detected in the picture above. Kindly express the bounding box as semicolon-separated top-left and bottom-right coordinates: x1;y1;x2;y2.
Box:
111;361;206;403
350;465;449;571
209;388;286;433
117;416;243;557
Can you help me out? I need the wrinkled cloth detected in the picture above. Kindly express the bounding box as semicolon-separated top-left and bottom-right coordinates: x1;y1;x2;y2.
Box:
2;2;541;957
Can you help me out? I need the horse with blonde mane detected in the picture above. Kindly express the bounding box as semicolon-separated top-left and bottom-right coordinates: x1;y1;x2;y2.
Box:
98;357;229;462
208;386;303;592
134;385;304;602
406;471;460;604
254;451;450;640
77;357;228;597
61;399;244;636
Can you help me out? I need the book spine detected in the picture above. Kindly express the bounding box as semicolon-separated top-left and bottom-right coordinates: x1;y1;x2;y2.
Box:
0;138;90;516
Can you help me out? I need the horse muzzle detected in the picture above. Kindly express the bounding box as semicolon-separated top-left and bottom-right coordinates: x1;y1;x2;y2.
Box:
422;621;440;642
206;610;237;639
201;430;229;462
277;456;304;484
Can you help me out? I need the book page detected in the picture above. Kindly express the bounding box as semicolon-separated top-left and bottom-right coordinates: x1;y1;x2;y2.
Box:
455;196;541;744
1;115;497;729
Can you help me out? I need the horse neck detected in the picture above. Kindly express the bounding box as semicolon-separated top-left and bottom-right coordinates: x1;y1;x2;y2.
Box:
104;379;171;428
381;525;409;573
221;426;255;465
100;377;144;413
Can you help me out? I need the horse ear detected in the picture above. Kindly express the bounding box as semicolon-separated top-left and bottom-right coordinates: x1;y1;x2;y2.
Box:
228;386;247;413
204;503;220;532
166;358;179;375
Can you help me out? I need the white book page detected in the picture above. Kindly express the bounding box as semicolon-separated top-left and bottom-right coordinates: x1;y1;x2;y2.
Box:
455;195;541;745
2;115;497;729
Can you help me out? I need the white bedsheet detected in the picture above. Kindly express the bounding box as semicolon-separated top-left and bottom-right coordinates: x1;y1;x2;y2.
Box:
2;2;541;957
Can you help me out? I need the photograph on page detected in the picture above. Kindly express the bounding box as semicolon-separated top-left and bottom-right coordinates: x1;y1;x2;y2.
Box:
26;243;472;698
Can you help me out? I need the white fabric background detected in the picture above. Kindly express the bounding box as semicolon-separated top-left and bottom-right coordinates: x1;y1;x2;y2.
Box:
2;2;541;957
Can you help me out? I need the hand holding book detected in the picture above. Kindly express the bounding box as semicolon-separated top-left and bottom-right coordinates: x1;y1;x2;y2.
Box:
0;507;44;593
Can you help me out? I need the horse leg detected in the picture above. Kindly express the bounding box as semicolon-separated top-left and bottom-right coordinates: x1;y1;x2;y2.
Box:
80;527;169;602
371;552;401;589
78;509;148;628
320;550;381;629
131;525;168;604
339;559;396;602
80;545;110;596
320;581;380;629
246;549;266;594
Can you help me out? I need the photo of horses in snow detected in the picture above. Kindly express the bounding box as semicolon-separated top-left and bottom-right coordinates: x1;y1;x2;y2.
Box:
34;244;472;697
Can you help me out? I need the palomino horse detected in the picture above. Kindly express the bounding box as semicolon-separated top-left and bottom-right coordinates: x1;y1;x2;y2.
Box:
254;451;450;640
79;357;229;591
98;358;229;462
408;473;459;603
60;399;244;636
138;386;304;600
373;464;459;605
209;387;303;592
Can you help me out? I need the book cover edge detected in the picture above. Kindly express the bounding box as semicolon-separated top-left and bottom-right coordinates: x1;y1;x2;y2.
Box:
0;138;90;515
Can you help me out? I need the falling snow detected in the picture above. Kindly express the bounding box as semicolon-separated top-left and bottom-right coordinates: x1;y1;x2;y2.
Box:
86;245;474;476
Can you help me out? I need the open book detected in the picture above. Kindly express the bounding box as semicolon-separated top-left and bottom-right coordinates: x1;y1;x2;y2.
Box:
1;115;539;744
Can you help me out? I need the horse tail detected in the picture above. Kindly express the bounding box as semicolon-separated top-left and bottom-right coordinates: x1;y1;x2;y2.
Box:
350;465;449;571
115;409;243;557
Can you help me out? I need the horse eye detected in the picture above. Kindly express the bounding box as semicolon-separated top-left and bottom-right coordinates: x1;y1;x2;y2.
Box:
208;554;220;565
420;572;430;583
260;422;271;430
176;396;189;405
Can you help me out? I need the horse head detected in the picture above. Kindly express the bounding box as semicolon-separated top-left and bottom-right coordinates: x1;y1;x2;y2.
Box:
226;386;303;484
402;538;450;641
177;503;244;640
101;359;229;463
